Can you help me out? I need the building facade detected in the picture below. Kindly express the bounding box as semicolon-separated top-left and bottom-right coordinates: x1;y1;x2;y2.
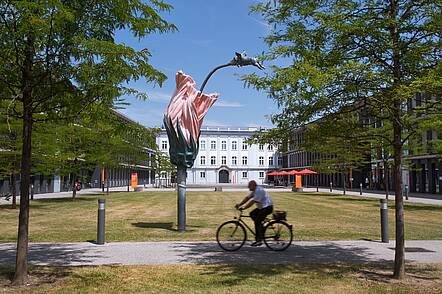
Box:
0;110;156;195
157;127;277;185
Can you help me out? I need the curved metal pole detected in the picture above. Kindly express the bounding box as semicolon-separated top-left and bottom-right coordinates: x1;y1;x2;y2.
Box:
199;63;233;93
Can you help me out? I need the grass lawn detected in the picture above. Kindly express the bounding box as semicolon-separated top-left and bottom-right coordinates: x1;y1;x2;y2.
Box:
1;191;442;242
1;264;442;293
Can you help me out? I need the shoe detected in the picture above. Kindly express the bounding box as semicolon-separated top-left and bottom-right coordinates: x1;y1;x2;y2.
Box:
251;241;263;247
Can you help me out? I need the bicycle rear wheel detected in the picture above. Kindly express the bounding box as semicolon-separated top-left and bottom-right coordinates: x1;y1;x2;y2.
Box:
216;221;246;251
263;220;293;251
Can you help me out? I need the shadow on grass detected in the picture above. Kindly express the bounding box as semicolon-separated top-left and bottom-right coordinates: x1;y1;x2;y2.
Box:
132;222;175;231
131;222;202;232
0;266;73;288
403;204;442;212
34;196;98;204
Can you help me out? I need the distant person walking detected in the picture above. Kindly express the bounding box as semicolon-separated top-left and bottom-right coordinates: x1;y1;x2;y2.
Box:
235;180;273;246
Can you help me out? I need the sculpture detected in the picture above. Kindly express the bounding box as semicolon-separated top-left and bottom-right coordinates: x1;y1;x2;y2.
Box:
164;52;264;231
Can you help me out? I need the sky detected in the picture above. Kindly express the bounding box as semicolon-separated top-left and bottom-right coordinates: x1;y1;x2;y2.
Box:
116;0;278;129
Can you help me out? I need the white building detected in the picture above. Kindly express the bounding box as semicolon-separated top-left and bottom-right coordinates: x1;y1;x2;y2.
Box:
157;126;277;185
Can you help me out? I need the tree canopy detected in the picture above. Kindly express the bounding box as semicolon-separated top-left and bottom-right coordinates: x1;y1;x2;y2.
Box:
245;0;441;279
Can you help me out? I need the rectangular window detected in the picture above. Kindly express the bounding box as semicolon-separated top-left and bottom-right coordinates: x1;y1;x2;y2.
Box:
200;156;205;165
161;140;168;150
259;171;264;178
269;156;274;166
242;171;248;178
259;156;264;166
242;142;248;150
242;156;248;165
200;140;206;151
211;156;216;165
200;172;206;178
211;140;216;150
221;156;227;165
221;140;227;150
231;141;237;150
268;145;273;151
232;156;237;165
259;144;264;151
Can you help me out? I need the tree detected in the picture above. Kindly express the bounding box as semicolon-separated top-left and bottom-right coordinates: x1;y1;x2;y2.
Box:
245;0;441;278
0;1;175;285
302;112;371;194
0;110;21;208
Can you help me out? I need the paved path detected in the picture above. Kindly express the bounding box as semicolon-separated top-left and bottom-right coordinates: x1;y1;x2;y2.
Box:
303;187;442;206
1;241;441;267
2;186;441;206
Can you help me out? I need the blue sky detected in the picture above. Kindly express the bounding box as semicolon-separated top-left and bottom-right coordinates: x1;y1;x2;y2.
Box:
116;0;278;128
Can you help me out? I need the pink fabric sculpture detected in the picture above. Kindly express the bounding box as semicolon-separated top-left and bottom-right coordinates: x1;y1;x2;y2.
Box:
164;71;218;168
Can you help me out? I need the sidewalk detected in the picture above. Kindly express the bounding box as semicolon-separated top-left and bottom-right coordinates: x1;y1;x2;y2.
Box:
303;187;442;206
2;186;441;206
1;240;441;267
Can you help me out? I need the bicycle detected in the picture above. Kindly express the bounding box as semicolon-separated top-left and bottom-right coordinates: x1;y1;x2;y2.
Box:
216;208;293;251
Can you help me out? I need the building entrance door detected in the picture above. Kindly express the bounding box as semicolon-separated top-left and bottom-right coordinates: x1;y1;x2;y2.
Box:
219;170;229;183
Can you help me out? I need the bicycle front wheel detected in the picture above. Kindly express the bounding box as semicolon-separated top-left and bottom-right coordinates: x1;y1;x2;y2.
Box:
216;221;246;251
263;220;293;251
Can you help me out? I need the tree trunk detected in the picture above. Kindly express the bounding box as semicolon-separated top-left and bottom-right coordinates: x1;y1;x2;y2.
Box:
389;0;405;279
393;120;405;278
11;173;17;209
12;35;34;286
106;164;110;195
342;172;346;195
72;174;77;199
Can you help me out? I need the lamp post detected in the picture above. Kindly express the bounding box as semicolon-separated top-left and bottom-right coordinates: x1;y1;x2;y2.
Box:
165;52;264;232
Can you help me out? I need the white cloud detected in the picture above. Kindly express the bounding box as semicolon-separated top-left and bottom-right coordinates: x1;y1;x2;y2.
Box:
214;100;244;108
247;15;272;32
202;119;231;127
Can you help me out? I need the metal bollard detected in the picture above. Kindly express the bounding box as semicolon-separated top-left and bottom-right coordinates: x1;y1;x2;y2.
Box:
97;199;106;245
360;183;363;195
330;182;333;192
380;199;389;243
316;185;319;192
405;185;409;200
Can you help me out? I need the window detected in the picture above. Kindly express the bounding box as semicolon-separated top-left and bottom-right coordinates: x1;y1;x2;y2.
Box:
211;140;216;150
221;156;227;165
231;141;237;150
242;156;248;165
242;141;248;150
269;156;274;166
200;140;206;151
242;171;248;178
211;156;216;165
259;156;264;166
161;140;168;150
278;156;283;166
221;140;227;150
200;172;206;178
232;156;237;165
259;171;264;178
268;145;273;151
259;144;264;151
200;156;206;165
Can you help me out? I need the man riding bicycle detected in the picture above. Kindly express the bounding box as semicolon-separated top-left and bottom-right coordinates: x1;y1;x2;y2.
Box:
235;180;273;246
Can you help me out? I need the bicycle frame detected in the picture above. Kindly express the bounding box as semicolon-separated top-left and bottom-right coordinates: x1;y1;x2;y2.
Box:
233;210;273;238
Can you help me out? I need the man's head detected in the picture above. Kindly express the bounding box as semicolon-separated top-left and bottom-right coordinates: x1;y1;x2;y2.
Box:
248;180;257;191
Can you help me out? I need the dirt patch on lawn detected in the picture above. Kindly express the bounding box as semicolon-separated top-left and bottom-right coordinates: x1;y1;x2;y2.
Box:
356;264;442;292
0;267;71;293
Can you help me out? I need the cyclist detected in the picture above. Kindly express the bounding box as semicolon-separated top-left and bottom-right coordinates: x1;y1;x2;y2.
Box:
235;180;273;246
